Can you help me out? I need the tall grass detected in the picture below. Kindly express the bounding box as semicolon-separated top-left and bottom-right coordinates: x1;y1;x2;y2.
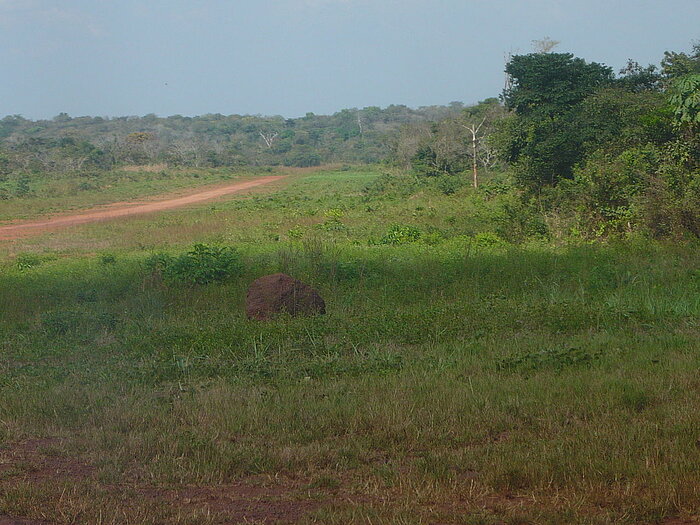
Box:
0;168;698;523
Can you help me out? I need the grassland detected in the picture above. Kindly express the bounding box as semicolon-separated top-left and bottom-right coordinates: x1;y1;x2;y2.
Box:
0;167;699;524
0;166;279;222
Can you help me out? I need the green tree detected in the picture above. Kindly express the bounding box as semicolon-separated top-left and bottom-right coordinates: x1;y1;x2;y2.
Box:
497;53;615;190
503;53;614;118
615;60;661;92
661;43;700;80
669;74;700;127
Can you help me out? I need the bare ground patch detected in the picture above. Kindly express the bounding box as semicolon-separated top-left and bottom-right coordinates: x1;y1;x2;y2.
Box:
0;438;322;524
137;478;320;524
0;438;94;483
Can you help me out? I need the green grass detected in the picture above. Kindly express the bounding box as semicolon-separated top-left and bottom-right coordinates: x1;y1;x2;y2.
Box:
0;165;277;222
0;167;699;524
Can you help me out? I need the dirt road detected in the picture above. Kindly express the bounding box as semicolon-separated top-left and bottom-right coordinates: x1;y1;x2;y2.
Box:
0;175;286;241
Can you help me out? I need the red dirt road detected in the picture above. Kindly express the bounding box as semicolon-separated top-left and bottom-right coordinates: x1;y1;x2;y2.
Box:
0;175;285;241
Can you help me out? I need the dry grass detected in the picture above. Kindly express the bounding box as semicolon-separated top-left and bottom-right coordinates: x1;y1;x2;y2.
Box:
121;164;169;173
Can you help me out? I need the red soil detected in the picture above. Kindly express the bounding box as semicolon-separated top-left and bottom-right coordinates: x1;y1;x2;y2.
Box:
0;175;285;241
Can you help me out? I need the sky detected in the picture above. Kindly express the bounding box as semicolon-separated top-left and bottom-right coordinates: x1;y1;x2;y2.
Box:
1;0;698;120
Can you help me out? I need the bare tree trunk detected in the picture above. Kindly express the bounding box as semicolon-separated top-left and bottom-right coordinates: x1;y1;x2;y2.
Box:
472;132;478;188
463;117;486;189
258;130;278;149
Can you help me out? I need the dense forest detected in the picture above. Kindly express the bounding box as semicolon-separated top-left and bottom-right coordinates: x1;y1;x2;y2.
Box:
0;103;463;171
1;42;698;240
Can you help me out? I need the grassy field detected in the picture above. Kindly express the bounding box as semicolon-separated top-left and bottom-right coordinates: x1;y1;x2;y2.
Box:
0;167;699;524
0;166;280;222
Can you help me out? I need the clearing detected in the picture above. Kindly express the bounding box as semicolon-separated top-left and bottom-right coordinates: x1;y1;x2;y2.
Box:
0;168;698;524
0;175;285;241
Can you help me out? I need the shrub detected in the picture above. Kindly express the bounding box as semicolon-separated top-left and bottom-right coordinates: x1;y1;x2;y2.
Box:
495;196;549;243
99;253;117;265
378;224;422;245
16;253;43;271
472;232;507;248
144;252;174;274
284;148;321;168
14;174;31;197
362;173;419;199
145;244;242;285
436;175;465;195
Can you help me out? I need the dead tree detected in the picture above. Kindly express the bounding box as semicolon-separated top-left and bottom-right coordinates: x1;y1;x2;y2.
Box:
532;37;560;54
462;117;486;189
258;130;279;149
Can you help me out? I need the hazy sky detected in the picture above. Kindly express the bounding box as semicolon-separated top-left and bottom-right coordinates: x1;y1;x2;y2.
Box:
1;0;698;119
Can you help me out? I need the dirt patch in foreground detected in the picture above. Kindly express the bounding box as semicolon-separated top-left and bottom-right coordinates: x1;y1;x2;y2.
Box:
0;437;320;524
137;481;319;524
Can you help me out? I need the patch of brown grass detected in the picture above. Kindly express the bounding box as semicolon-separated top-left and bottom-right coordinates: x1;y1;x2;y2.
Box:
121;164;168;173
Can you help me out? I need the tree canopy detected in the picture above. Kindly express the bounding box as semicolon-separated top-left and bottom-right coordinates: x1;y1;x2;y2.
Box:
503;53;614;118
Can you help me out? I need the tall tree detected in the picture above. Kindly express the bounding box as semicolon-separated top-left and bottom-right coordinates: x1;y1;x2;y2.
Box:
503;53;614;118
498;53;614;189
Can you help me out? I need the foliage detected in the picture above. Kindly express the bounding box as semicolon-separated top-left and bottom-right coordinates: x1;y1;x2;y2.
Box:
389;99;506;180
14;174;31;197
98;253;117;266
668;74;700;126
472;231;507;248
496;53;615;190
146;244;242;285
378;224;422;245
284;147;322;167
503;53;614;118
436;174;465;195
615;60;662;93
661;43;700;80
0;104;466;173
577;87;672;153
411;144;451;176
494;42;700;240
495;195;549;242
362;172;420;199
15;253;43;271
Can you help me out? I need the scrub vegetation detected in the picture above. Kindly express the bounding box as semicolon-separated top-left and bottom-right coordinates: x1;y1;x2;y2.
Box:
0;41;698;524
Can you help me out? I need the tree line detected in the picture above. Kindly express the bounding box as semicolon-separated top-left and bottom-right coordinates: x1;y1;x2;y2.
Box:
1;41;698;239
0;104;463;175
388;41;699;239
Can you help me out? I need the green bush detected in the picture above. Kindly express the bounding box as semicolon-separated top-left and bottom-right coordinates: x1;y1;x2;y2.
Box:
436;175;465;195
99;253;117;266
362;173;419;199
145;244;242;285
378;224;422;245
495;196;549;243
284;148;321;168
144;252;174;274
16;253;43;271
472;232;507;248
